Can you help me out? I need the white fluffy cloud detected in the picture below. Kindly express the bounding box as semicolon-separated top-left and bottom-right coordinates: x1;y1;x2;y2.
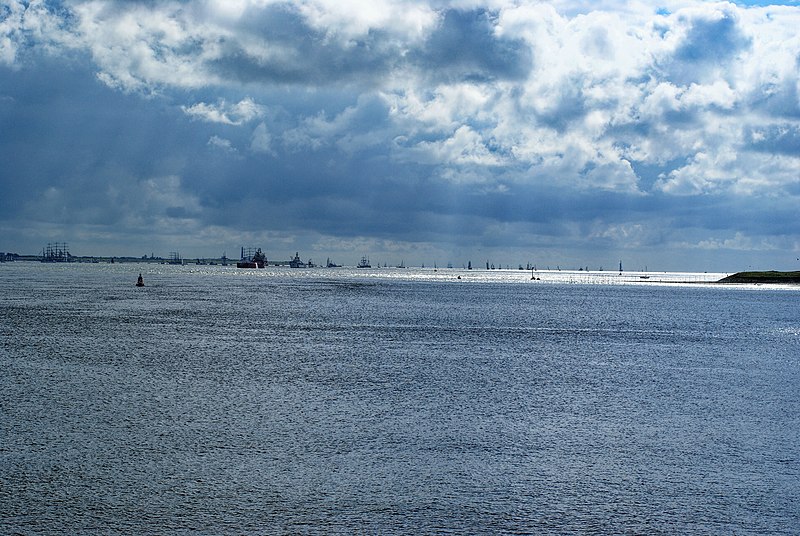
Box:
182;98;265;125
5;1;797;197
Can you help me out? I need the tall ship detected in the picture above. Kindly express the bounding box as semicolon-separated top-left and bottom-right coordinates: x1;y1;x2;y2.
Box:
357;255;371;268
41;242;72;263
237;247;267;268
168;251;183;265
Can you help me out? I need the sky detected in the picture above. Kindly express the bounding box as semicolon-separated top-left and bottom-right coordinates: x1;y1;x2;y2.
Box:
1;0;799;272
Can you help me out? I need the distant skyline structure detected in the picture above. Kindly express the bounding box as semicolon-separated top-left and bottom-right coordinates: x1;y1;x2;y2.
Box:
1;0;799;272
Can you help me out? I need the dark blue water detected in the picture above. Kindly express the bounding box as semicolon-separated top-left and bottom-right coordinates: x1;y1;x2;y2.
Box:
2;263;799;534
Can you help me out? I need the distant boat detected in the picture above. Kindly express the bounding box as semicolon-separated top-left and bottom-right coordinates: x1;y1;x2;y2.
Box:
326;258;341;268
289;252;306;268
237;247;266;268
357;256;371;268
41;242;72;263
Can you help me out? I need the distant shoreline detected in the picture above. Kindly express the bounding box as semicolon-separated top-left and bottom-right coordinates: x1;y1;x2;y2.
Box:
717;271;800;284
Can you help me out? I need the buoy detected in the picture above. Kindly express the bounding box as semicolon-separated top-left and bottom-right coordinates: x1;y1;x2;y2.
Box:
136;274;144;287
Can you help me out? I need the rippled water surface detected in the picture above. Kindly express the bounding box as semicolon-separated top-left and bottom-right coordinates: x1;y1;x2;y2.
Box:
2;263;799;534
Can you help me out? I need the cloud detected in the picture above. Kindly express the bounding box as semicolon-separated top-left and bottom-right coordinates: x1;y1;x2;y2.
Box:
662;4;752;85
746;123;800;155
70;1;217;91
182;97;265;125
691;231;782;252
2;0;800;270
207;135;236;152
405;125;503;168
61;0;436;90
250;122;274;154
0;0;78;65
410;8;532;83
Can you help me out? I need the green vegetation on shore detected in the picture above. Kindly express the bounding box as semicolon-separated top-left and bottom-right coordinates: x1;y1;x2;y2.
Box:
718;271;800;284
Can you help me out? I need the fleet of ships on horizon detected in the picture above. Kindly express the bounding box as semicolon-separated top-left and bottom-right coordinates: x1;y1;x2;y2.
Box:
14;241;769;276
21;244;649;273
29;243;548;271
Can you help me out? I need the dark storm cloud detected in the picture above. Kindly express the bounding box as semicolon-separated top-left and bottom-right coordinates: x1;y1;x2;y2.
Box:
0;57;206;224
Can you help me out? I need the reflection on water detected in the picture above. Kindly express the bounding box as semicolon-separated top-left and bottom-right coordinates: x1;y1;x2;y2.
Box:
2;263;798;534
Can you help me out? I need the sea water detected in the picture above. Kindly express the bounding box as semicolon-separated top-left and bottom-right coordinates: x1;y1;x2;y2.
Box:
1;263;798;534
